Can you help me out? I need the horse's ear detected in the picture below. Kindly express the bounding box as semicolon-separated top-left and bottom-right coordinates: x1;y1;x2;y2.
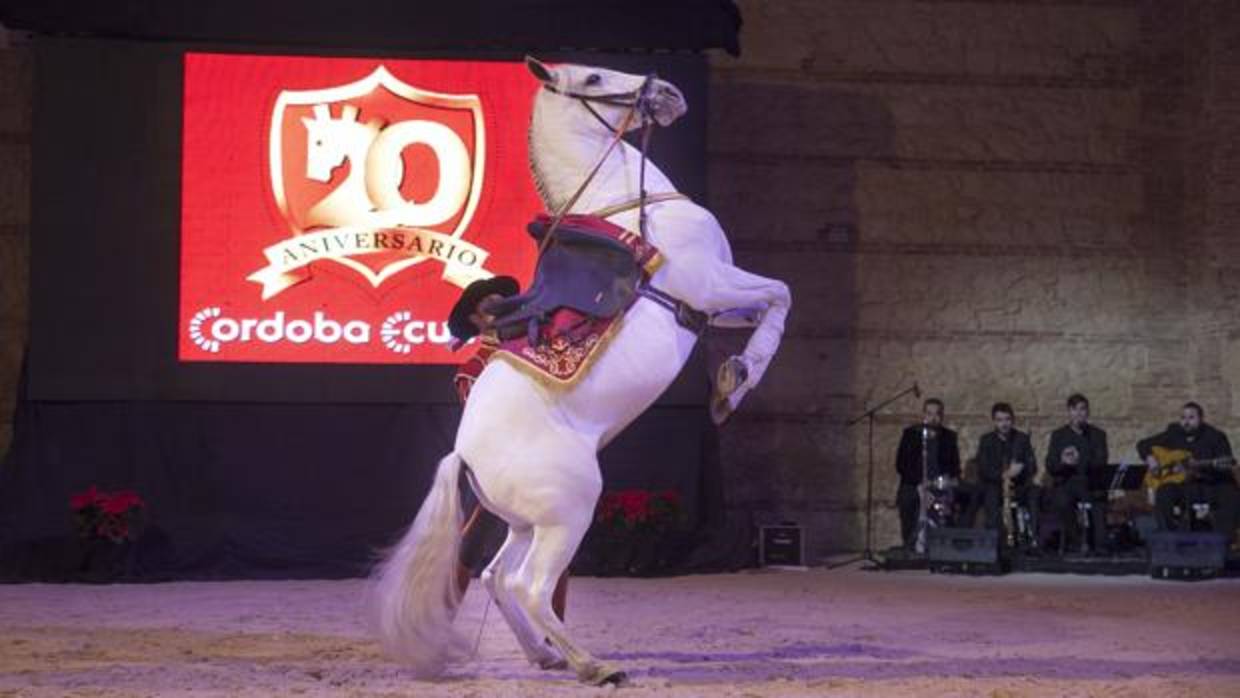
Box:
525;55;556;84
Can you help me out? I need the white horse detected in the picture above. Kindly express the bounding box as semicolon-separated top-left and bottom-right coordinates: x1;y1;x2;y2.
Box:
369;57;791;684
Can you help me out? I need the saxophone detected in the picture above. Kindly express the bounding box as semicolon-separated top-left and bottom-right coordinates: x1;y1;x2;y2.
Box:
1002;427;1024;548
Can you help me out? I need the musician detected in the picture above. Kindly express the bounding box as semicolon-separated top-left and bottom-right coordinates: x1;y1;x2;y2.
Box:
1137;402;1238;545
1045;393;1109;553
894;398;962;550
975;402;1040;547
449;277;570;619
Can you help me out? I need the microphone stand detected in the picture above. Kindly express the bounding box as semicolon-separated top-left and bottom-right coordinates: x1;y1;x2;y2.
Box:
828;383;921;570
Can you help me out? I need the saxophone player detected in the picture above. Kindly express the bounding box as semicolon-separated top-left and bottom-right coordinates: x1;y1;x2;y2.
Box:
976;402;1041;549
894;398;962;552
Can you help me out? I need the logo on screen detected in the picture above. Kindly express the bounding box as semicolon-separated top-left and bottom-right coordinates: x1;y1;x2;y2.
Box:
181;55;540;364
189;306;373;351
249;66;494;299
379;311;453;354
187;306;453;353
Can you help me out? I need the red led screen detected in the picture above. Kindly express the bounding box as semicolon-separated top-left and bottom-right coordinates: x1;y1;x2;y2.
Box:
180;53;542;363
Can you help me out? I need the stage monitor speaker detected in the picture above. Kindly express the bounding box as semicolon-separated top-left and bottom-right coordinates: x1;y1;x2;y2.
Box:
927;527;1004;575
759;523;804;567
1148;532;1226;580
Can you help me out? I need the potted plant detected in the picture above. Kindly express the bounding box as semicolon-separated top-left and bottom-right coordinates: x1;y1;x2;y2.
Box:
591;488;684;575
70;486;146;582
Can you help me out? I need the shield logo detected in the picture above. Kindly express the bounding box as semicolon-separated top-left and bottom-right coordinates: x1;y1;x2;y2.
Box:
264;66;486;291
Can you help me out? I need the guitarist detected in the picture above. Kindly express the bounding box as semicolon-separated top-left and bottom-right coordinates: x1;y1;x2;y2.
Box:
1137;402;1238;546
1045;393;1109;554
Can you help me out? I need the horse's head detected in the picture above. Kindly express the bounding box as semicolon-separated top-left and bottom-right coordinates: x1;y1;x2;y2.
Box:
300;104;382;183
526;56;687;131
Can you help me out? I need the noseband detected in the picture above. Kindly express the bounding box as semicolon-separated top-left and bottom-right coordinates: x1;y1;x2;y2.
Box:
542;74;660;134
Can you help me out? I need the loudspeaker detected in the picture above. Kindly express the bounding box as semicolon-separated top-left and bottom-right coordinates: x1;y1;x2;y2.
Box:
759;523;804;567
1148;532;1226;580
927;527;1004;575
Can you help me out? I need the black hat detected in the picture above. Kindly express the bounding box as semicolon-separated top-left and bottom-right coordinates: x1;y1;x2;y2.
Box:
448;275;520;343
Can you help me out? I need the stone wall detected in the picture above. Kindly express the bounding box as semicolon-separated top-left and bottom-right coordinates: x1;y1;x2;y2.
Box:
1;3;1237;561
710;0;1240;559
1184;1;1240;421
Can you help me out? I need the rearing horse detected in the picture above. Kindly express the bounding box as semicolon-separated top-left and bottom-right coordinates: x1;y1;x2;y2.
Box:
369;58;791;684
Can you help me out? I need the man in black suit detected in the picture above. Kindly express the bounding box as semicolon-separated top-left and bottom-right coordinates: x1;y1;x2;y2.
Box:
894;398;962;551
1045;393;1109;553
976;402;1040;548
1138;402;1238;545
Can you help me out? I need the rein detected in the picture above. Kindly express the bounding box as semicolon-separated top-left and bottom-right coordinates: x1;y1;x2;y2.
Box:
588;191;687;220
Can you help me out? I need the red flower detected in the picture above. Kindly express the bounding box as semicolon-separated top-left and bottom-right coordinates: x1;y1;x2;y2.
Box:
115;490;144;507
595;488;682;531
619;490;651;526
100;491;144;514
71;486;147;543
70;486;103;511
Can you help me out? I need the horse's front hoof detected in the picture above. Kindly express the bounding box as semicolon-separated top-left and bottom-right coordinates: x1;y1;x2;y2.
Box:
715;355;749;397
538;657;569;671
580;663;628;686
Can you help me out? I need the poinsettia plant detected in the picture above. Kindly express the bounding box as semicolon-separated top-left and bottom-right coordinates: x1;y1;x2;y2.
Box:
71;486;146;543
596;488;683;532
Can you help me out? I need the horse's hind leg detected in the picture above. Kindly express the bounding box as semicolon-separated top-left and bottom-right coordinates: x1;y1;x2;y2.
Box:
512;508;623;685
481;527;565;669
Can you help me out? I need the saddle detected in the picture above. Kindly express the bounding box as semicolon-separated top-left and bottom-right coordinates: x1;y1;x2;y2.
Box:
488;215;650;343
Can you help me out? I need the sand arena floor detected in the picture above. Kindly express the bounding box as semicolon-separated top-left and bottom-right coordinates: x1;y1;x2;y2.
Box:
1;566;1238;697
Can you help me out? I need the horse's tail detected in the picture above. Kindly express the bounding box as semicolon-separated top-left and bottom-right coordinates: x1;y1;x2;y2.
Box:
367;451;469;676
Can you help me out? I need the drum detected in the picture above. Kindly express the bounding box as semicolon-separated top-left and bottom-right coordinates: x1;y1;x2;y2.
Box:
926;476;959;526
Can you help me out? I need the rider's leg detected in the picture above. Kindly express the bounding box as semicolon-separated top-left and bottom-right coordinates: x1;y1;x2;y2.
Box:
552;571;569;621
455;504;486;598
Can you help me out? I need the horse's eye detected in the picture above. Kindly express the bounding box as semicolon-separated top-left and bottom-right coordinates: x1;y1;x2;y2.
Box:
585;73;602;87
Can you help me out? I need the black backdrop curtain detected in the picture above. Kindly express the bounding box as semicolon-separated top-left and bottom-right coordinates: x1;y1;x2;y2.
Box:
2;1;742;57
0;358;726;580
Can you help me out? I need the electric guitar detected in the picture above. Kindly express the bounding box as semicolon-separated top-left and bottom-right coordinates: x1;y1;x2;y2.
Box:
1143;445;1238;492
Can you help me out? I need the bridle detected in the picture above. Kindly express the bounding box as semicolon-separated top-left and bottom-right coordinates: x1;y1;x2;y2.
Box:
541;73;660;134
534;74;664;254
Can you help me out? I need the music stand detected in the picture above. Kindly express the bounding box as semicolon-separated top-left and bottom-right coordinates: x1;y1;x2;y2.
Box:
1090;463;1149;493
828;383;921;570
